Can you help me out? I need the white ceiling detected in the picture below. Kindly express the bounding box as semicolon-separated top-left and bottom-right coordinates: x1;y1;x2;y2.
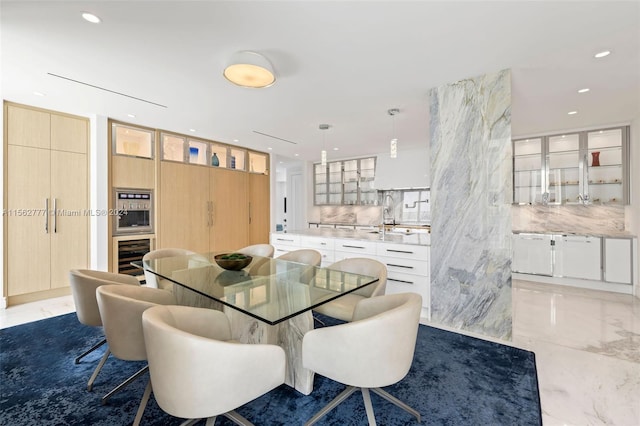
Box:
2;1;639;163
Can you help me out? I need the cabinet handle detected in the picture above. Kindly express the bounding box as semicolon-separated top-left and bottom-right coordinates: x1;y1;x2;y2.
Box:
249;202;252;224
386;263;414;269
388;278;415;285
277;238;295;242
53;198;57;233
386;249;414;254
321;242;327;245
342;245;365;249
45;198;49;233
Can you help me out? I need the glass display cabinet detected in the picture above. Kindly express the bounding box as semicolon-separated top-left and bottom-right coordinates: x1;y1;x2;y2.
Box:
112;123;154;158
512;125;629;205
313;157;377;206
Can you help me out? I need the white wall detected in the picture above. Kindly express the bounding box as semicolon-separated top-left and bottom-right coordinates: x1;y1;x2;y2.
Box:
0;102;5;308
627;116;640;298
89;115;110;271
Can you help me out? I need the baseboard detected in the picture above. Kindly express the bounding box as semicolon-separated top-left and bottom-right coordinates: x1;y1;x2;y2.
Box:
513;273;633;295
7;287;72;307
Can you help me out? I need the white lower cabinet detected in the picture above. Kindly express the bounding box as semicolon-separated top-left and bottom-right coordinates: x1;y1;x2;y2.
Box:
271;232;431;318
270;233;300;257
554;235;601;281
512;233;553;276
604;238;633;284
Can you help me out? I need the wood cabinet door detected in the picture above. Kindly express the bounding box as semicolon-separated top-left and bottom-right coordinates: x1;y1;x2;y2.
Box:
7;146;51;295
50;114;88;153
6;105;50;149
210;168;248;252
159;161;210;253
248;173;270;245
50;150;88;289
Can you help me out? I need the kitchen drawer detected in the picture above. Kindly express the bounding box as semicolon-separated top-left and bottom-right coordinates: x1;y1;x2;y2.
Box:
376;242;429;261
300;236;335;251
270;233;301;247
333;251;379;263
273;245;297;257
316;248;335;266
333;238;377;255
377;254;429;276
385;270;429;305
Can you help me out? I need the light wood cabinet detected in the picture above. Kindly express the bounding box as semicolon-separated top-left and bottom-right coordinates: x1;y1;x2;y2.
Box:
211;168;248;251
4;103;89;303
248;173;270;245
158;164;250;253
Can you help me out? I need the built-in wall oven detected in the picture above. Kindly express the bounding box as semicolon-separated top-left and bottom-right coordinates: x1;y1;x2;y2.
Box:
113;188;153;235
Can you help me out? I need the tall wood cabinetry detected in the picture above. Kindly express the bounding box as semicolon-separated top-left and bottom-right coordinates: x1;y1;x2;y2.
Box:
158;133;268;253
4;103;88;304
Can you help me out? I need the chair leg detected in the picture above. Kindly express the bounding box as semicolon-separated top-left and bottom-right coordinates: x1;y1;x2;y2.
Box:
371;387;421;422
224;410;254;426
178;419;204;426
87;348;111;391
360;388;377;426
304;385;358;426
101;365;149;405
75;338;107;364
132;379;153;426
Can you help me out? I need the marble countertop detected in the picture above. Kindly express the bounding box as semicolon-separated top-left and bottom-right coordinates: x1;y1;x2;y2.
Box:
513;229;636;239
280;228;431;246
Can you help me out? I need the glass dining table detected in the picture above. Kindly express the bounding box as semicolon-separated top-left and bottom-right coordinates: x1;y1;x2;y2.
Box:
134;252;378;395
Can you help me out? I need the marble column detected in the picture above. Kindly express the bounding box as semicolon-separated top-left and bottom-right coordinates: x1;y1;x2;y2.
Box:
429;69;513;339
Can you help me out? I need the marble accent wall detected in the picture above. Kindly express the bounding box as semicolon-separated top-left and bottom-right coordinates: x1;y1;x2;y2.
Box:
512;204;626;235
309;205;382;226
429;69;512;339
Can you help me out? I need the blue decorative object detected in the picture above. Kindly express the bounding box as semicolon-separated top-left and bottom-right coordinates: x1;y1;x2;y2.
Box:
211;152;220;167
189;146;199;163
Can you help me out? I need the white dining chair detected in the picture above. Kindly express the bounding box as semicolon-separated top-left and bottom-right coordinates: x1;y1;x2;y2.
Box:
237;243;275;258
303;293;422;426
142;248;199;291
68;269;140;391
312;257;387;322
96;284;176;425
142;304;286;425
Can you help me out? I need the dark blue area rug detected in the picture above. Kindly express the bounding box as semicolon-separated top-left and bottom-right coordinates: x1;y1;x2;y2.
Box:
0;313;541;425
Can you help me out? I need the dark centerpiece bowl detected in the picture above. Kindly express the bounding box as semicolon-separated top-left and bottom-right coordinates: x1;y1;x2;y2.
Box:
214;253;252;271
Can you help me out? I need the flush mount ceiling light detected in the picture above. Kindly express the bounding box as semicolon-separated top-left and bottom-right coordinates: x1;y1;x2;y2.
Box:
388;108;400;158
81;12;101;23
223;51;276;88
319;124;330;166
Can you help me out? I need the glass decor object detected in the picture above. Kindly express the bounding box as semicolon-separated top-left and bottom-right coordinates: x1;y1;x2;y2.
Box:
211;152;220;167
591;151;600;167
189;147;199;163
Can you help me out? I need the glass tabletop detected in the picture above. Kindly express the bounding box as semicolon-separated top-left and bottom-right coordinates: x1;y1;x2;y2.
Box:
134;252;378;325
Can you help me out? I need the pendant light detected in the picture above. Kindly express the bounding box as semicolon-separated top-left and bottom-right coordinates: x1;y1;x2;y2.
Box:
319;124;330;166
388;108;399;158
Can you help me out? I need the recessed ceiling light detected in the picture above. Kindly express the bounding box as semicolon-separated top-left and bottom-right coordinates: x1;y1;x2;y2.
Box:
233;139;239;143
268;147;272;150
127;114;136;118
561;135;566;138
294;154;299;157
594;50;610;58
81;12;101;24
189;129;196;132
578;88;590;93
568;111;578;115
33;91;46;96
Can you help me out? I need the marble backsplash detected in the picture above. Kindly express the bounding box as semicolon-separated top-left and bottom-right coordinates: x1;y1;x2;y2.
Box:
512;204;626;234
308;205;382;226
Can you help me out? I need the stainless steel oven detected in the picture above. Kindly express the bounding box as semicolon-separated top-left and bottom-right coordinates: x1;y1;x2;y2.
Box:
114;188;153;235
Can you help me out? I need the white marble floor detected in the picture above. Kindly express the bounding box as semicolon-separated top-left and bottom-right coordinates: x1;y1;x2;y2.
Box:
1;279;639;425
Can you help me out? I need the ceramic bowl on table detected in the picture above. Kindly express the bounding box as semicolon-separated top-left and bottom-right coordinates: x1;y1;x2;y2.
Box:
214;253;252;271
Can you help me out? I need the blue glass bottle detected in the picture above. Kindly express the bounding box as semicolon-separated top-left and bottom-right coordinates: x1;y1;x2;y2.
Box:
211;152;220;167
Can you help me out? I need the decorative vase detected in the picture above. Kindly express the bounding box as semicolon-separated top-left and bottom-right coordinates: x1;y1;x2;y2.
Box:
211;152;220;167
230;155;236;169
189;147;199;163
591;151;600;167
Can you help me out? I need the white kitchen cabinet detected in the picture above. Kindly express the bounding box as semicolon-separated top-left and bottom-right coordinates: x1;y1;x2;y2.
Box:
554;235;601;280
299;235;335;267
374;147;429;190
604;238;633;284
333;238;378;262
270;233;300;257
512;233;553;276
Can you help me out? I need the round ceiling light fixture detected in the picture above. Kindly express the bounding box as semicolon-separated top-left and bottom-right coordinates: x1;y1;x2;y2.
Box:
223;51;276;88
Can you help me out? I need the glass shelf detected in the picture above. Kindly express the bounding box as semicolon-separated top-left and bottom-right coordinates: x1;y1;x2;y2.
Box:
113;123;154;158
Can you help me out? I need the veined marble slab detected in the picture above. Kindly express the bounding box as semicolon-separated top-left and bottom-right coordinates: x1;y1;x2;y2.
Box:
512;204;626;235
429;69;512;339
